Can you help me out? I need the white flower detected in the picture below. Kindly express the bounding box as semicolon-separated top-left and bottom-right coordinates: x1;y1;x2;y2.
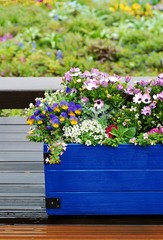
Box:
85;140;92;145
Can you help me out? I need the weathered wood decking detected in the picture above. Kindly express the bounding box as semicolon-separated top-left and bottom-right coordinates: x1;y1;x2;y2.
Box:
0;117;46;219
1;225;163;239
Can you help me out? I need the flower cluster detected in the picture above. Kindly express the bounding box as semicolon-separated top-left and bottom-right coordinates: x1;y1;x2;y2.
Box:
26;68;163;163
109;3;153;17
63;119;107;146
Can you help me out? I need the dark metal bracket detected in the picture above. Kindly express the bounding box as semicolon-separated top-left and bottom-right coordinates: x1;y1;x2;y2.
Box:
46;198;61;209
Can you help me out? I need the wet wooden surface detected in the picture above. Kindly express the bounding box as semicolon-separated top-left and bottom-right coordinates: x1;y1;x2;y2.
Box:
0;225;163;239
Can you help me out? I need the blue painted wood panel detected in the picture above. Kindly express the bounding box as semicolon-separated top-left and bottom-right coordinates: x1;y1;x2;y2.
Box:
44;144;163;215
46;192;163;215
44;144;163;169
45;170;163;192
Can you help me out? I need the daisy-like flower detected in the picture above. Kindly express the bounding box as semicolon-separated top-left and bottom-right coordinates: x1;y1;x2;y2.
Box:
84;78;99;90
108;75;120;83
141;106;151;116
149;102;156;109
133;92;142;104
63;72;72;82
94;99;104;110
142;92;151;104
81;97;89;104
117;84;123;90
85;140;92;146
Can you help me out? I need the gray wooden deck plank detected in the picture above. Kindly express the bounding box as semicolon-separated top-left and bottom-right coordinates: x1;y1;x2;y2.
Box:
0;162;43;171
0;142;42;151
0;173;44;184
0;152;42;162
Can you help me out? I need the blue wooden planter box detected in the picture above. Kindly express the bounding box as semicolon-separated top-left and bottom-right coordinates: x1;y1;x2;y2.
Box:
44;143;163;215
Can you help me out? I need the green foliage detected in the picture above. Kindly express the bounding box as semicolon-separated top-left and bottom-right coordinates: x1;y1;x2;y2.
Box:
0;1;163;79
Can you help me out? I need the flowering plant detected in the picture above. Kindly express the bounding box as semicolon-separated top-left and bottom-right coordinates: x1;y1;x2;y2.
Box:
26;68;163;163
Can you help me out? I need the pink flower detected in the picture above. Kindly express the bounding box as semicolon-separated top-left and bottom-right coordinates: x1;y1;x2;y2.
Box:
64;72;72;82
133;93;142;104
81;97;89;104
148;127;163;134
149;102;156;109
84;78;99;90
141;106;151;116
108;75;121;83
94;99;104;110
158;73;163;79
105;125;118;138
142;93;151;104
124;86;134;95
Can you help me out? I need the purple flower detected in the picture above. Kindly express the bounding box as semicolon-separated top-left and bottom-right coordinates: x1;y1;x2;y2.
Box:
75;104;82;115
56;50;63;60
51;117;60;128
35;100;41;107
34;109;41;115
100;77;109;87
117;84;123;90
52;103;60;112
138;80;151;87
82;71;91;78
125;76;131;83
46;126;53;131
60;101;68;110
66;87;71;93
141;106;151;116
70;67;80;73
64;72;72;82
91;68;100;76
59;112;68;122
45;105;53;112
50;114;57;119
124;86;134;95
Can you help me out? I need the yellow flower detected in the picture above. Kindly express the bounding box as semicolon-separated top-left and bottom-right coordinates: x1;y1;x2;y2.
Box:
54;107;60;113
59;117;65;122
132;3;141;11
61;105;68;110
70;119;78;125
27;118;34;125
68;111;75;116
38;120;43;125
52;123;59;128
75;109;82;115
